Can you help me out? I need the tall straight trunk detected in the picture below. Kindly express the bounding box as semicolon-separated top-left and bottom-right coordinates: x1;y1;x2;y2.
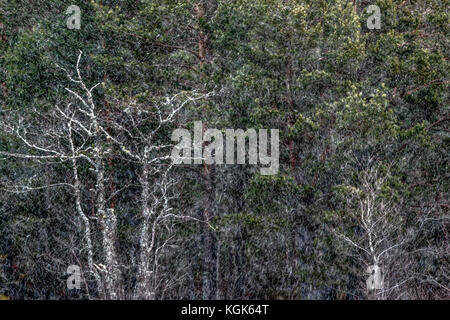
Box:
197;3;207;68
102;64;117;210
67;121;102;297
202;158;217;299
1;19;7;103
91;111;121;299
96;157;122;299
234;225;247;298
94;33;122;299
134;154;156;299
70;156;101;296
196;2;218;300
286;55;297;170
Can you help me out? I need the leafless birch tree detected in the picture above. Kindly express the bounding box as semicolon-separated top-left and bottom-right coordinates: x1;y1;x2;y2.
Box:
0;51;212;299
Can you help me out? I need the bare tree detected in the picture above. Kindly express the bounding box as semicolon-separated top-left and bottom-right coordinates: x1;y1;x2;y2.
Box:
0;51;212;299
333;158;412;299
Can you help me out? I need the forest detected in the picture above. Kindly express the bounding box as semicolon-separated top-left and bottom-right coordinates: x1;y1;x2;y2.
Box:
0;0;448;300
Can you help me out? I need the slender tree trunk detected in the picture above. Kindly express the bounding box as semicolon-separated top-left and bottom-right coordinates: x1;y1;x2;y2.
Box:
92;110;122;299
134;155;156;299
202;117;217;300
202;159;217;299
234;225;247;298
68;120;102;297
286;55;297;170
96;158;121;299
196;2;218;300
91;34;122;299
71;157;102;296
197;3;207;68
1;20;8;105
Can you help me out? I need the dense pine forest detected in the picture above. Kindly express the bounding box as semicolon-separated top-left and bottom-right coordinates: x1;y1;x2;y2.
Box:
0;0;448;300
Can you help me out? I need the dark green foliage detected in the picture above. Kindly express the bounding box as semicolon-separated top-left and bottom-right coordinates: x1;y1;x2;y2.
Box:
0;0;448;300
